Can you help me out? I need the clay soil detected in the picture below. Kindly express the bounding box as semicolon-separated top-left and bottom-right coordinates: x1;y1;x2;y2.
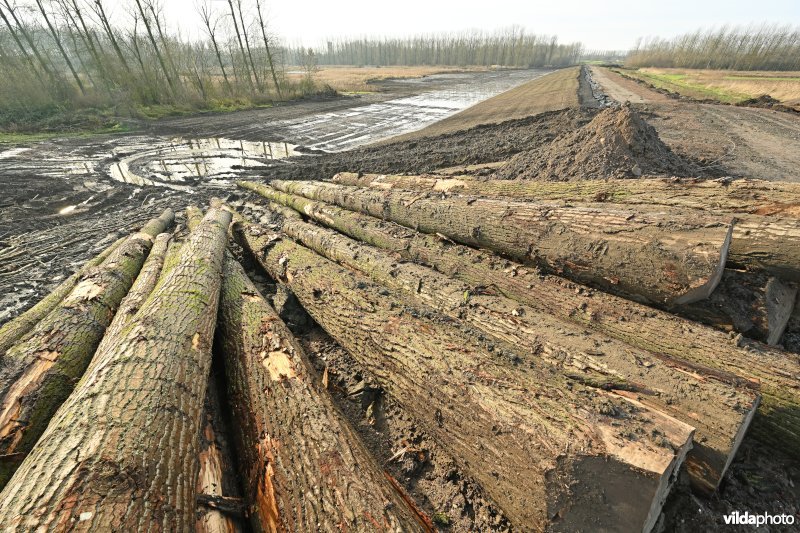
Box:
2;65;800;531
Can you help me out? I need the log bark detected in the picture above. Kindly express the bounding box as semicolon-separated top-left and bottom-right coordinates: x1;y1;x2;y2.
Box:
248;185;800;458
0;236;125;358
0;209;174;487
196;375;245;533
215;247;421;532
236;223;696;532
149;210;245;532
98;232;172;345
272;211;759;494
0;208;231;531
267;180;733;306
332;173;800;281
331;173;800;219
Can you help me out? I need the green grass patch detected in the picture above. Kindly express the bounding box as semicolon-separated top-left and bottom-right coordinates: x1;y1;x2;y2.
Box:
616;69;751;103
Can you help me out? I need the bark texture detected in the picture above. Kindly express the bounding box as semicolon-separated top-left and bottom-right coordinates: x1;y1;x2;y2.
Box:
273;212;759;494
331;173;800;218
195;376;245;533
236;223;695;532
0;236;125;358
267;180;732;306
216;248;421;532
0;208;231;531
250;185;800;458
0;209;174;488
98;232;172;345
331;173;800;281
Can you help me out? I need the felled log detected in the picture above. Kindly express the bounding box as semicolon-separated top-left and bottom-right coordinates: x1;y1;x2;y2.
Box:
267;180;733;306
99;232;172;344
0;209;174;488
196;377;246;533
215;246;421;531
272;211;759;494
727;217;800;281
0;208;231;530
681;271;797;345
249;185;800;458
332;173;800;280
236;223;695;531
0;236;126;358
331;172;800;218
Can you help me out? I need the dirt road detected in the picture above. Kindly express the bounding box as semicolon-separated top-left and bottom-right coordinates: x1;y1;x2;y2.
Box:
591;66;800;181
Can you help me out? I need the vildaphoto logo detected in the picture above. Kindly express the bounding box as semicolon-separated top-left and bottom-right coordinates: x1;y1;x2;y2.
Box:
722;511;796;527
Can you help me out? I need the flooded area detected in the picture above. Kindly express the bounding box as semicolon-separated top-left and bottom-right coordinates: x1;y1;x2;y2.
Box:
0;68;552;321
0;69;552;193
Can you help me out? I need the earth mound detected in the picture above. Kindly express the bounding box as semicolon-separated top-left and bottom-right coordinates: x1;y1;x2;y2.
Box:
493;104;696;180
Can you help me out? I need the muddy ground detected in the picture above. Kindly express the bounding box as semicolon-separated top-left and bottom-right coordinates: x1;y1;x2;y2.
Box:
2;66;800;531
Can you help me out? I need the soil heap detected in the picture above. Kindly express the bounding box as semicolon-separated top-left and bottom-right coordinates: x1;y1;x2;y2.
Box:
493;104;696;180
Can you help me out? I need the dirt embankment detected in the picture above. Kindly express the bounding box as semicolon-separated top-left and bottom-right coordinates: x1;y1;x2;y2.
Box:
262;107;596;181
493;104;697;180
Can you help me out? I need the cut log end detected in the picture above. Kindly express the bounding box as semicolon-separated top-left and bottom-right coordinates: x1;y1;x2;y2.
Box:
673;221;734;306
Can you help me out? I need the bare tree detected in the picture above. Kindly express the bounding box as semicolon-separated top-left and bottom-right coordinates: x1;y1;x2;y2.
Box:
197;0;231;93
254;0;280;97
225;0;254;90
34;0;86;94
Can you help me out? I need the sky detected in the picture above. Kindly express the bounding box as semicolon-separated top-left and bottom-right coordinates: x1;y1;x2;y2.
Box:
162;0;800;51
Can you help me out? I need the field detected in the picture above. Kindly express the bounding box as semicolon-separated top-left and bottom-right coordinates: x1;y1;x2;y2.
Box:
284;65;489;93
614;67;800;106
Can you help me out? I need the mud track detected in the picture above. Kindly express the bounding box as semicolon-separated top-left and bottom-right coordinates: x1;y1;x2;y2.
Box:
591;66;800;181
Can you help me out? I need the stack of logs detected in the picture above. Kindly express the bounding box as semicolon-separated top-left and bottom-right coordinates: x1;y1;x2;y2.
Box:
0;170;797;532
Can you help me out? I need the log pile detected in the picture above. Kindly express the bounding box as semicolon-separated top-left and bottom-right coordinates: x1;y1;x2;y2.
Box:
0;164;796;532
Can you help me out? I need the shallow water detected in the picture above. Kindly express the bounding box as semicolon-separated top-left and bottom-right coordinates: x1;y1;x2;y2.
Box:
0;69;551;189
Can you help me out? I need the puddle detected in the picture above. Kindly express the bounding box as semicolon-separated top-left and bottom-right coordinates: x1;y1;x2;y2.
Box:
0;147;31;159
273;69;554;151
107;137;299;189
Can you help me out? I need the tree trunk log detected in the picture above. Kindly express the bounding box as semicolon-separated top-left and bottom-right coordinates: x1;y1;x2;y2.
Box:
196;375;246;533
331;173;800;280
267;180;732;306
0;209;174;488
215;247;422;532
331;173;800;219
236;223;696;532
248;185;800;458
272;211;759;494
0;236;125;358
0;208;231;531
176;208;247;532
98;232;172;345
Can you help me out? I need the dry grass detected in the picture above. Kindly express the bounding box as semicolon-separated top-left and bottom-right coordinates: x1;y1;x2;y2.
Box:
626;68;800;105
284;66;488;93
389;67;580;142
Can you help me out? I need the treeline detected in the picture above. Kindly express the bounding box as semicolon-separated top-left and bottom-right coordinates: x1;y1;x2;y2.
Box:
284;28;583;68
0;0;303;130
626;25;800;71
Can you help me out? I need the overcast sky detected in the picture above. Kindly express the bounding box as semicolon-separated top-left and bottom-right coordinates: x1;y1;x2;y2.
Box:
161;0;800;51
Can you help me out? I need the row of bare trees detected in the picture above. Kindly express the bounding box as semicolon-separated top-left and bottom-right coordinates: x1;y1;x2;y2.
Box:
0;0;291;129
626;24;800;71
284;27;583;68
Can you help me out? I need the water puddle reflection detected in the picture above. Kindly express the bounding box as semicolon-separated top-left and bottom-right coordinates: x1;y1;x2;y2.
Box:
107;137;299;189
